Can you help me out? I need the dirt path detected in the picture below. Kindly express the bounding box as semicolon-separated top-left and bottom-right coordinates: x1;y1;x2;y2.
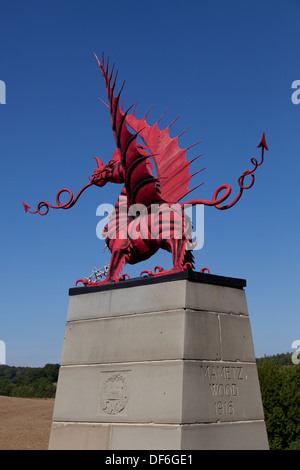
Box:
0;396;54;450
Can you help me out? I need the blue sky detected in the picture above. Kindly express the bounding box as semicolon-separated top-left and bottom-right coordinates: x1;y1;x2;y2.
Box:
0;0;299;366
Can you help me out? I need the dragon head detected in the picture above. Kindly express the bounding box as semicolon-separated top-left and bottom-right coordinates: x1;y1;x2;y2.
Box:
90;151;124;187
90;157;107;187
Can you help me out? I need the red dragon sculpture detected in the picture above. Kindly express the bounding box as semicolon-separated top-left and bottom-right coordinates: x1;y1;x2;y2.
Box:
23;54;269;286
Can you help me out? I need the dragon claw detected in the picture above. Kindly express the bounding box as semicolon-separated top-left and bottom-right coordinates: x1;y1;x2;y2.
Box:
182;262;193;271
75;278;89;287
140;266;165;278
154;266;164;273
200;267;210;274
117;273;130;282
140;269;153;277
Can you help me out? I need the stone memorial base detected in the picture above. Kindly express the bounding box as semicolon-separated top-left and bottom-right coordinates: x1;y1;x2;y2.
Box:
48;271;269;450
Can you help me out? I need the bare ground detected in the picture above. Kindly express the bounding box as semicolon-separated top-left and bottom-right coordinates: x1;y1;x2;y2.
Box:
0;395;54;450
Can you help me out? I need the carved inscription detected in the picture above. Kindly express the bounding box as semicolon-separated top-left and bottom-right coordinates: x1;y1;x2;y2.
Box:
200;365;246;417
99;372;129;415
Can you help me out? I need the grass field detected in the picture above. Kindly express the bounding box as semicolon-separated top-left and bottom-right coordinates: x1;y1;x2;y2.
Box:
0;396;54;450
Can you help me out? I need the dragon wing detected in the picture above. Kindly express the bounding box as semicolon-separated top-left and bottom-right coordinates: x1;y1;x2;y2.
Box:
96;54;162;207
126;109;205;204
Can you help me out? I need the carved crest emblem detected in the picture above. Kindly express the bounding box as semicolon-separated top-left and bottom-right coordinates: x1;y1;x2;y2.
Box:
100;372;128;415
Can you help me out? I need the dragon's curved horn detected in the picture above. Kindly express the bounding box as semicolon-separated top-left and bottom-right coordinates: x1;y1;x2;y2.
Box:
94;157;104;169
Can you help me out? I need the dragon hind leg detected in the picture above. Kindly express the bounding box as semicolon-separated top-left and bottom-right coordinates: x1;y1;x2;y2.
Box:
163;238;191;271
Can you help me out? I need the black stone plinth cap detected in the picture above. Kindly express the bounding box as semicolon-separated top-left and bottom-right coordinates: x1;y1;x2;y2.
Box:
69;270;246;296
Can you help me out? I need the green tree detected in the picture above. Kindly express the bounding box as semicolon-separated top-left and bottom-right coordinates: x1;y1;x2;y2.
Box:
0;363;59;399
257;356;300;450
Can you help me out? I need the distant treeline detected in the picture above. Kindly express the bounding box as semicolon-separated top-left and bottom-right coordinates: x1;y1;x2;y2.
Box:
0;363;59;399
0;354;299;450
256;353;300;450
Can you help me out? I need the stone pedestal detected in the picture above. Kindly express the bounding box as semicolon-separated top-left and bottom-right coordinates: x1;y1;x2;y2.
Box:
48;271;269;450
